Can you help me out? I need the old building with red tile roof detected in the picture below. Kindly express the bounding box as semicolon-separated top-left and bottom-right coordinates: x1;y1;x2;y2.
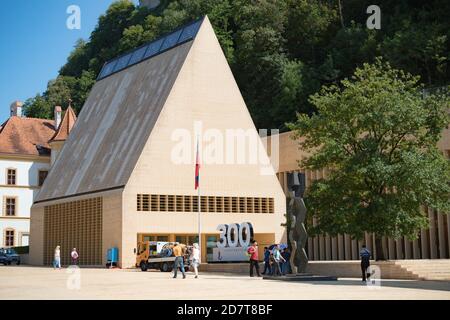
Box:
0;102;76;248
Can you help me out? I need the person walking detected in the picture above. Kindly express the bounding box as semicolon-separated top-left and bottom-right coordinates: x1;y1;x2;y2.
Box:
247;240;261;277
190;243;200;279
360;245;371;282
281;248;291;275
53;245;61;269
71;248;79;266
261;247;271;275
272;245;285;276
172;243;186;279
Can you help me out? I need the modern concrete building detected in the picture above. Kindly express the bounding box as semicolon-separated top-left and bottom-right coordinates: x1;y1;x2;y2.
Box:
29;17;286;268
0;102;75;248
268;130;450;261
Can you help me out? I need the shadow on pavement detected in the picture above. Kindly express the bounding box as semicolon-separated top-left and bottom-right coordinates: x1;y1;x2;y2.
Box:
307;278;450;292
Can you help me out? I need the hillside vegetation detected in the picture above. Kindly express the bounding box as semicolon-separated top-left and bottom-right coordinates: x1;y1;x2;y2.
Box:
24;0;450;130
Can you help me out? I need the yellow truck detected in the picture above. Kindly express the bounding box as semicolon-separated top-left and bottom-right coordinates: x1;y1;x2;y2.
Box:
135;241;191;272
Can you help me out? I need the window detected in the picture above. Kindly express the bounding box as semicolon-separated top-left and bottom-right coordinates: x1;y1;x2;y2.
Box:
5;197;16;216
7;169;16;185
136;194;275;214
20;233;29;246
5;229;15;247
38;170;48;186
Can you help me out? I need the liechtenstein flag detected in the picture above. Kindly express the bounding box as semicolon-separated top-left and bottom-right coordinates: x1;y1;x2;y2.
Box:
195;139;200;190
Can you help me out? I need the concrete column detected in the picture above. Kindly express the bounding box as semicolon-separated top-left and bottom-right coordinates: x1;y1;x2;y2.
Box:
421;228;429;259
307;237;313;260
382;237;388;258
412;239;421;259
324;235;331;260
428;207;438;259
351;239;358;260
437;210;447;258
313;236;319;261
395;239;403;259
344;234;351;260
404;237;412;259
388;238;395;259
201;234;207;262
364;233;370;249
338;234;344;260
331;236;338;260
319;235;325;260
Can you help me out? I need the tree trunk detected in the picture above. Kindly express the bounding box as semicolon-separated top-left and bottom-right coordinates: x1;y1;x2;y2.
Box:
375;235;386;261
337;0;345;28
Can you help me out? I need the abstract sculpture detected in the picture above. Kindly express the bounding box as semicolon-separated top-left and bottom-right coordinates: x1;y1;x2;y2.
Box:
287;172;308;274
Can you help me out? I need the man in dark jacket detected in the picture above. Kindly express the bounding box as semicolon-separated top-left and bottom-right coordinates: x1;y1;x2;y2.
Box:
261;247;271;275
360;245;371;282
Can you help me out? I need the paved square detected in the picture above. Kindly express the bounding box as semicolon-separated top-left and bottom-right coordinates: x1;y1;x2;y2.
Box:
1;266;449;300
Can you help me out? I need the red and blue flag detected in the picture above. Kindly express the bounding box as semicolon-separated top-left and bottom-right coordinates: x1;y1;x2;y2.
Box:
195;140;200;190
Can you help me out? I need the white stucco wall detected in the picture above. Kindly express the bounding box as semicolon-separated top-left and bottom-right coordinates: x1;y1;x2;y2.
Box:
0;158;50;247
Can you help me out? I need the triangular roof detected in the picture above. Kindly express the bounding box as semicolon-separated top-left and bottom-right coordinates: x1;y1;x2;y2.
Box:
35;19;199;202
35;16;284;205
50;106;77;142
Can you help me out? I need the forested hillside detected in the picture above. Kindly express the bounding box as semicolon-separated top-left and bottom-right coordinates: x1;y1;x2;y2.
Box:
24;0;450;130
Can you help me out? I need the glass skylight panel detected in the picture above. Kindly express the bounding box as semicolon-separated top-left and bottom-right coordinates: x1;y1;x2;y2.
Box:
97;18;204;80
143;38;164;59
113;53;132;73
128;45;148;66
98;60;118;79
160;29;183;52
178;20;201;44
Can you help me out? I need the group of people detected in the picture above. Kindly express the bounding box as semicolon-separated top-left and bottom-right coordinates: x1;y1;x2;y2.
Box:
172;242;200;279
54;242;372;283
53;246;79;269
247;241;291;277
262;245;291;276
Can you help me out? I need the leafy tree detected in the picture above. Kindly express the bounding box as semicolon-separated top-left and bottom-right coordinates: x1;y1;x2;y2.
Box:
288;59;450;259
23;94;52;119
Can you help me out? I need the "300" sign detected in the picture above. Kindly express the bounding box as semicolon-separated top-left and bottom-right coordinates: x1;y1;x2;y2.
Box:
216;222;254;248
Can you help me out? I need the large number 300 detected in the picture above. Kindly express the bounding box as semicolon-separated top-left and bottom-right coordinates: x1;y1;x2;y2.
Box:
217;222;254;248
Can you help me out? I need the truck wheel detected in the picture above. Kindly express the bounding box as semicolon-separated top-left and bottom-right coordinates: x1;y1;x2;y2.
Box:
161;262;170;272
140;261;148;272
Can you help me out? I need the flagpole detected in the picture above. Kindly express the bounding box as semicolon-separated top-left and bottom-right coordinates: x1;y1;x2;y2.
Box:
196;135;202;263
198;178;201;263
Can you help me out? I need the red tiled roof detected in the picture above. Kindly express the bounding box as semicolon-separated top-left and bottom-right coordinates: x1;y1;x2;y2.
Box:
0;116;56;156
50;106;77;142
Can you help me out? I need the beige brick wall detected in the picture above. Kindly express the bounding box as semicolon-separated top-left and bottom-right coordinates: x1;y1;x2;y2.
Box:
29;189;123;266
29;205;44;265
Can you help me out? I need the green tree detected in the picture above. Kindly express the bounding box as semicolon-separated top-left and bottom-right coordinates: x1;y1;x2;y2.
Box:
23;94;52;119
288;59;450;259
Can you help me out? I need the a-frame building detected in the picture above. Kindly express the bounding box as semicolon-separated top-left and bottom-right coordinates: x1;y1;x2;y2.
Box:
29;16;286;267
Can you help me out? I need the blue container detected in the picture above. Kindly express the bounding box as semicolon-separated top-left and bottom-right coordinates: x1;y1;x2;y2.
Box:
107;247;118;264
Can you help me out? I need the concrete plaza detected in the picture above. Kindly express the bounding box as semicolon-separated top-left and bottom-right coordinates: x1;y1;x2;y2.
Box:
0;266;449;300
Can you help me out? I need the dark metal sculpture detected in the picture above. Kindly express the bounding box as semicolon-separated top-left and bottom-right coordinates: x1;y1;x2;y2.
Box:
287;173;308;274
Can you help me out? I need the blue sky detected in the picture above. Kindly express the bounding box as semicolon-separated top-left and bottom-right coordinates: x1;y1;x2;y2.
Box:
0;0;139;122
